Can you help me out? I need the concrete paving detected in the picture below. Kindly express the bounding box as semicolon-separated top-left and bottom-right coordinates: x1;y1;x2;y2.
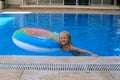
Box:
0;56;119;80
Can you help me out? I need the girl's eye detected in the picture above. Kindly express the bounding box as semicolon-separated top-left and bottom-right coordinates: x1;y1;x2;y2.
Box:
60;37;62;39
64;37;68;39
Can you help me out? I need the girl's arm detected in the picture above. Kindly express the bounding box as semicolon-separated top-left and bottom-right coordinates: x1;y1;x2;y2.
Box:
71;46;98;57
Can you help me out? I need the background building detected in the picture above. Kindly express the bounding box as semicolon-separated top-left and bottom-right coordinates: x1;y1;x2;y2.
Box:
6;0;120;8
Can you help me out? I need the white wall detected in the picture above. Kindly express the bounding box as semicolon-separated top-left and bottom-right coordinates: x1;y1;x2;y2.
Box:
7;0;22;4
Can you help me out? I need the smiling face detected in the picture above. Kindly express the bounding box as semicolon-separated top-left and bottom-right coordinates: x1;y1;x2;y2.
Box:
59;31;71;46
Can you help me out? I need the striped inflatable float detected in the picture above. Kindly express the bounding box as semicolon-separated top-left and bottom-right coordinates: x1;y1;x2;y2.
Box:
12;28;60;52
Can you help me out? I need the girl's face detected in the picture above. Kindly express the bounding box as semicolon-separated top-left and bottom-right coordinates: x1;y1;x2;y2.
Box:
59;32;69;45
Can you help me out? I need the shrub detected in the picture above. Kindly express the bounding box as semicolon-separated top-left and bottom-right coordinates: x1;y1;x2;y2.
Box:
0;0;5;1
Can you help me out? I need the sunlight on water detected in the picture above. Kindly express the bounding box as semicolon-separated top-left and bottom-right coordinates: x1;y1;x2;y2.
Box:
0;17;15;27
2;12;32;14
0;13;120;56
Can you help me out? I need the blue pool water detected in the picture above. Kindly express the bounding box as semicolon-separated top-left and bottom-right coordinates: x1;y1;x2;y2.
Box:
0;12;120;56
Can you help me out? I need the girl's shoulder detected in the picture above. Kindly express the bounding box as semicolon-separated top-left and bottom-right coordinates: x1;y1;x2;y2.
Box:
70;46;84;52
70;45;78;51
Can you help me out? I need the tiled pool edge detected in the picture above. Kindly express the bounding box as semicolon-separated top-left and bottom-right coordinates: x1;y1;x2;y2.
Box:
0;56;119;71
0;56;119;80
0;56;119;63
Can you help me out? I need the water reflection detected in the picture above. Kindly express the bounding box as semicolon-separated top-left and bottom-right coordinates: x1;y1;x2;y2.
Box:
0;13;120;56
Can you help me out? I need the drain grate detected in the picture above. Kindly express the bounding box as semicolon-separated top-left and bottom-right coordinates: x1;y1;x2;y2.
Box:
0;63;120;71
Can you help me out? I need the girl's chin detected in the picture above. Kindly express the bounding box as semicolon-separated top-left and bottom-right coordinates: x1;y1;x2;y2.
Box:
61;43;67;45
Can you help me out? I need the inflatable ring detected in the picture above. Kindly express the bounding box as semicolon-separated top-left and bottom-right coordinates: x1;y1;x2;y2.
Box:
12;28;60;52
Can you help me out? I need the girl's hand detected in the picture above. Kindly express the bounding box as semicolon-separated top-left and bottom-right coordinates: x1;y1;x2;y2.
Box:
92;54;98;57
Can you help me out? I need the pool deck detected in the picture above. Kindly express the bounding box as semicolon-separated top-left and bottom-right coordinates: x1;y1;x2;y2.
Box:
0;7;120;14
20;5;120;10
0;8;120;80
0;56;120;80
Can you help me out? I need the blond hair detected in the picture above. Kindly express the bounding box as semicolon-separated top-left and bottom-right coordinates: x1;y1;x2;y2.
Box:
59;31;72;49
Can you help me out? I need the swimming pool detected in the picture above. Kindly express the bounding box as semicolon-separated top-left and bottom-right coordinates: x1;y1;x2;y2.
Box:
0;12;120;56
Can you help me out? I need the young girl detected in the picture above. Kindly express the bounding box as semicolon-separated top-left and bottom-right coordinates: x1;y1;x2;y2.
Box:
59;31;97;57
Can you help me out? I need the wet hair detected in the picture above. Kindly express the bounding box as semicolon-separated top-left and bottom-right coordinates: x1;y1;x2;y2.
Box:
59;31;72;48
